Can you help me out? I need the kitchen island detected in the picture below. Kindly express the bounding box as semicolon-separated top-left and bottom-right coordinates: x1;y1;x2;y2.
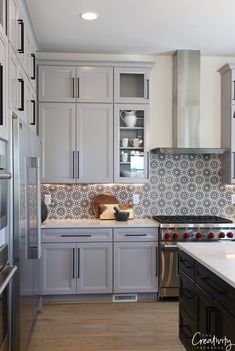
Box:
178;242;235;351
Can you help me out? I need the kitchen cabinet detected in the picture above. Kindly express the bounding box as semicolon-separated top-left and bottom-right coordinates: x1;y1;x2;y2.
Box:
114;104;149;182
179;250;235;351
39;103;113;183
0;0;7;34
113;228;158;293
114;67;150;103
39;65;113;103
219;64;235;184
41;229;113;295
8;0;18;52
0;26;8;140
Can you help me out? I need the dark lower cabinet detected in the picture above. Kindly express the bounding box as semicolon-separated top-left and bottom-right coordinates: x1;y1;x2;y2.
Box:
179;250;235;351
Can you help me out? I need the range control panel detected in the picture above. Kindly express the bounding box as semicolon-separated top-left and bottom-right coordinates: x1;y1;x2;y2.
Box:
161;228;235;241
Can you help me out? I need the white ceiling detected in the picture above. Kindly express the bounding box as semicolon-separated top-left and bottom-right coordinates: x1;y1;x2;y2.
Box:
26;0;235;55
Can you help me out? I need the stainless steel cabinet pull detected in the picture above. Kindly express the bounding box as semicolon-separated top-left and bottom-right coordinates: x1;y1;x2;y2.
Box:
72;78;75;98
31;54;36;80
30;100;36;125
233;153;235;179
72;151;76;178
18;19;24;53
77;248;80;278
77;78;80;98
18;79;24;111
155;247;158;276
61;234;92;238
72;248;76;279
0;171;11;179
125;234;147;237
147;79;150;99
147;151;150;179
77;151;79;178
0;64;2;125
233;81;235;101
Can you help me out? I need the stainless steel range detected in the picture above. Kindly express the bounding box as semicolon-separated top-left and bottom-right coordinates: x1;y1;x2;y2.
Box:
152;215;235;299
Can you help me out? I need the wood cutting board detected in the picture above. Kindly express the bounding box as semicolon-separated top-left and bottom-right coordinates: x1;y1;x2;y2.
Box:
92;193;118;218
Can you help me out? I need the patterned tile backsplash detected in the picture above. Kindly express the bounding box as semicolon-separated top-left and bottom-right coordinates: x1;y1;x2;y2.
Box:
41;153;235;220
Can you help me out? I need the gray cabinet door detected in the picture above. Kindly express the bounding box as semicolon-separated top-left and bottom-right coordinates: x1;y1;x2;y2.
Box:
39;66;76;102
42;243;77;295
77;243;113;294
39;103;76;183
77;103;113;183
77;66;113;103
114;242;158;293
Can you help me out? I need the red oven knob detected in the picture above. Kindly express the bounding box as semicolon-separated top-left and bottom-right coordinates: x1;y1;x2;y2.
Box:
227;232;234;238
208;232;215;239
183;233;190;239
196;232;203;239
172;232;179;240
219;232;225;238
164;232;171;240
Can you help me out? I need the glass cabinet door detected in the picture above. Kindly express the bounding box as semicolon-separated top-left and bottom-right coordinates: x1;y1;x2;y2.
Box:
114;67;150;103
114;104;149;183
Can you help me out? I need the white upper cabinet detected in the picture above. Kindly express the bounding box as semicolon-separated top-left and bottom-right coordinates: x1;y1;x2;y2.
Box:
39;66;76;102
114;67;150;104
39;103;76;183
77;66;113;103
8;0;18;51
39;65;113;103
76;103;113;183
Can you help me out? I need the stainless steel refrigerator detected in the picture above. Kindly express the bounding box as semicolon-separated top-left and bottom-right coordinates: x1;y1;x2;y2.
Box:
12;115;42;351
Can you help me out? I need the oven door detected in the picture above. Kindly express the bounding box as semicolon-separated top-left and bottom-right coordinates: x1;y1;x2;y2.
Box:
160;243;179;298
0;266;17;351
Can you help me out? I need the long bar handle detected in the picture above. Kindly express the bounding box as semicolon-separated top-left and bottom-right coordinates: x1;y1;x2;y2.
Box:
31;54;36;80
72;78;75;98
18;78;24;111
155;246;158;276
233;152;235;179
147;151;150;179
233;81;235;101
72;248;76;279
147;79;150;99
62;234;92;238
0;266;17;295
30;100;36;125
18;19;24;53
77;248;80;278
125;234;147;237
36;157;41;259
77;151;79;179
0;64;3;125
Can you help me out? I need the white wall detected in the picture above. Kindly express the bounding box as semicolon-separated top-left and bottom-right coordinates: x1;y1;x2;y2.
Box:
37;52;235;149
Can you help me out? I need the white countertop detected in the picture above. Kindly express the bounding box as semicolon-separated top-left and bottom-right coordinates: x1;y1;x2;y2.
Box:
42;218;159;229
178;242;235;288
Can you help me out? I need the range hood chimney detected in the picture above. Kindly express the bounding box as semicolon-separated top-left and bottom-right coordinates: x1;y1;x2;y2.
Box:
151;50;224;154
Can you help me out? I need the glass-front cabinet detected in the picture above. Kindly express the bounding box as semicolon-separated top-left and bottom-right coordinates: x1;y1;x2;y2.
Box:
114;67;151;103
114;104;149;183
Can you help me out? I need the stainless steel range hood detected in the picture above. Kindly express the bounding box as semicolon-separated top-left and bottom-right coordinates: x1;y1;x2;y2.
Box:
151;50;225;154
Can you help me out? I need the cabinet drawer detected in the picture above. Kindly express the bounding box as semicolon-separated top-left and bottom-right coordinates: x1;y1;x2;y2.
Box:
42;228;113;243
113;228;158;241
179;304;195;351
195;262;235;318
179;270;195;317
179;250;195;280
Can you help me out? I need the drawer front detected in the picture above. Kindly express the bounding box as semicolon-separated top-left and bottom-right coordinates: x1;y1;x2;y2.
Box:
42;228;113;243
179;270;195;318
179;250;195;280
195;262;235;318
113;228;158;241
179;304;195;351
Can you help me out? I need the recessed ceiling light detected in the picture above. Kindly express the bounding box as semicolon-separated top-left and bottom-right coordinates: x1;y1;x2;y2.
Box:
80;12;98;21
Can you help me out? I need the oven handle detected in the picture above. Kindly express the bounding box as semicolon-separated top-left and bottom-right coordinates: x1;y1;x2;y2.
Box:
161;244;179;250
0;171;12;179
0;266;17;295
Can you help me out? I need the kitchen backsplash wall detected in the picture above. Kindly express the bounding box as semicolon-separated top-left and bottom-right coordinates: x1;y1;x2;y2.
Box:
41;153;235;220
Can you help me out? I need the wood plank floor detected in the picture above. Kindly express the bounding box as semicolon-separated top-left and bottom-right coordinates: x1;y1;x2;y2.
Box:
28;301;185;351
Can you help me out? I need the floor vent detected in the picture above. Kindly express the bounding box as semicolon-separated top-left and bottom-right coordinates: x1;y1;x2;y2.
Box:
112;294;138;303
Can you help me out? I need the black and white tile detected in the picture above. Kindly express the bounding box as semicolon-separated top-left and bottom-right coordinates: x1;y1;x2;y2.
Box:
42;154;235;220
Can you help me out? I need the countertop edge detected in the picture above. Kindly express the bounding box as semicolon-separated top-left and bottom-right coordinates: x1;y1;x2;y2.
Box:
177;243;235;289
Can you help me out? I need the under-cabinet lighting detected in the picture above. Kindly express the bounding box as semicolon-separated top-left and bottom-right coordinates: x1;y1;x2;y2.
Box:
80;12;98;20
